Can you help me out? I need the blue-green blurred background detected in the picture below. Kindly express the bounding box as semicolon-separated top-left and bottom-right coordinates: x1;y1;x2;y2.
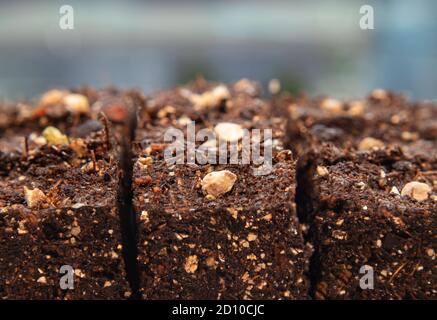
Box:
1;0;436;100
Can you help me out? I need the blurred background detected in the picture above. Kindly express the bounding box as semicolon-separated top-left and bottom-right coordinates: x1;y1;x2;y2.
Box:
1;0;436;100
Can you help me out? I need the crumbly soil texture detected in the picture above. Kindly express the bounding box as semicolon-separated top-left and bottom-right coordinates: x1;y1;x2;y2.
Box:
1;84;435;300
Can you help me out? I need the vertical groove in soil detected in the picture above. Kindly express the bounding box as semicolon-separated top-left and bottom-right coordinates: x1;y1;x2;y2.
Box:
117;110;140;299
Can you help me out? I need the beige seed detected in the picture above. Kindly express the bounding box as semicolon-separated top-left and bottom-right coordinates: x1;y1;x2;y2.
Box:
347;100;365;116
24;186;47;208
401;131;419;141
214;122;245;143
63;94;90;114
371;89;388;100
316;166;329;177
401;181;432;202
39;89;68;107
201;170;237;198
320;98;343;113
358;137;384;151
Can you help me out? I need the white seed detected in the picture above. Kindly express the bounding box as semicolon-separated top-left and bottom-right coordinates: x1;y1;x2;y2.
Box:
214;122;245;143
401;181;432;202
201;170;237;198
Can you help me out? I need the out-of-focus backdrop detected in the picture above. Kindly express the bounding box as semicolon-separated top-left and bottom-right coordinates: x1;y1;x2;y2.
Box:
1;0;436;100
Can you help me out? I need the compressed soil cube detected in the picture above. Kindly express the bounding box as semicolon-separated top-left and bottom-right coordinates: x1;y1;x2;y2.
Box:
296;145;436;299
133;81;311;299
